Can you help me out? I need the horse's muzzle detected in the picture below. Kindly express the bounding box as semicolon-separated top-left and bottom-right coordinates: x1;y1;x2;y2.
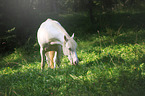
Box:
73;60;79;65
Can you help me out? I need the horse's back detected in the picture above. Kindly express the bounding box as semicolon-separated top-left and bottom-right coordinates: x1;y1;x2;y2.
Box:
37;19;64;47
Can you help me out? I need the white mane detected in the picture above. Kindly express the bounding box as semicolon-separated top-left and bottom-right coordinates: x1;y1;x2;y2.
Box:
47;19;70;38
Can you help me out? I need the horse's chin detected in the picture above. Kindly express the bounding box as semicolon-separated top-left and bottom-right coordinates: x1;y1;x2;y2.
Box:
70;59;78;65
73;63;76;66
72;62;78;66
70;61;76;65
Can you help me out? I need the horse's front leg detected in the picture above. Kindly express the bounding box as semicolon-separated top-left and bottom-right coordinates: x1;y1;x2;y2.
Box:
40;47;45;71
56;46;62;67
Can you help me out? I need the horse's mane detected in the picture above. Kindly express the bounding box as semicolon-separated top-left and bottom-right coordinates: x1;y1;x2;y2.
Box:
47;19;71;38
46;19;77;47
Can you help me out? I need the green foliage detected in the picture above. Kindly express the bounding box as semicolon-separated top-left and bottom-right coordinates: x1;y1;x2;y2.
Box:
1;0;145;54
1;20;145;96
1;5;145;95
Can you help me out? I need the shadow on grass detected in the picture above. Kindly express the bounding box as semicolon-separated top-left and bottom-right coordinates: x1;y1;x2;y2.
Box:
114;30;145;45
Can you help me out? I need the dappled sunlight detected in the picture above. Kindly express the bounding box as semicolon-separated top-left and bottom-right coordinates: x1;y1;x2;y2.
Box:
1;3;145;95
1;29;145;95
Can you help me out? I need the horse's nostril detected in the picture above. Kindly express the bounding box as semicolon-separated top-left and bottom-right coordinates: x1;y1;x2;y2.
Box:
74;61;78;65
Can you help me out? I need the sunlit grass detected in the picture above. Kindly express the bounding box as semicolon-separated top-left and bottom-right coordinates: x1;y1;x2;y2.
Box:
1;31;145;96
1;13;145;96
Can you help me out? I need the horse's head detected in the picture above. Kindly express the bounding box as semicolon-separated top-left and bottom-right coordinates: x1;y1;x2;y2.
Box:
63;33;79;65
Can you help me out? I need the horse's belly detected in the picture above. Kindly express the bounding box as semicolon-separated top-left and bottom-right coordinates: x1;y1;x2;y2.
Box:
44;44;61;51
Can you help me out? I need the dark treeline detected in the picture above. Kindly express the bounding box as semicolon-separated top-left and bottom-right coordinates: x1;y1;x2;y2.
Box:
0;0;145;53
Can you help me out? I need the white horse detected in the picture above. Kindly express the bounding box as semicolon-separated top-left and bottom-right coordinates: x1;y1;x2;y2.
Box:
37;19;79;70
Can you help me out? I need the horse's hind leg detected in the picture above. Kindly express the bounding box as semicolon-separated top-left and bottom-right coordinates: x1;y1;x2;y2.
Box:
49;51;55;69
40;47;45;71
45;52;50;68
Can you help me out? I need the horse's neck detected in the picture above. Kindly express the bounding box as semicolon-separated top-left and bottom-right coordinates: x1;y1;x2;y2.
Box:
52;20;71;39
46;19;72;44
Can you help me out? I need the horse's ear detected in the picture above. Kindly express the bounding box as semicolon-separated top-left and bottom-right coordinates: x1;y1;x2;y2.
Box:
64;35;68;42
71;33;74;38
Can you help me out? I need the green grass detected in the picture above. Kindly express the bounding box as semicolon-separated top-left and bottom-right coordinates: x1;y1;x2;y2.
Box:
1;12;145;96
1;33;145;96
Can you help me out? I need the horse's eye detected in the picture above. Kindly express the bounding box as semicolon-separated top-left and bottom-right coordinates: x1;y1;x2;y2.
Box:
68;48;71;51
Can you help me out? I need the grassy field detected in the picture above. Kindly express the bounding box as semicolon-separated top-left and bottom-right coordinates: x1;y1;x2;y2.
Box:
0;12;145;96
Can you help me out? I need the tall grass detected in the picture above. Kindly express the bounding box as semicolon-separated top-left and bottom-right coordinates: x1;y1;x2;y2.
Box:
0;12;145;96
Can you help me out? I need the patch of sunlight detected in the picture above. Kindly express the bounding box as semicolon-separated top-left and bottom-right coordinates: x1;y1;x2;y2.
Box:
3;53;20;63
